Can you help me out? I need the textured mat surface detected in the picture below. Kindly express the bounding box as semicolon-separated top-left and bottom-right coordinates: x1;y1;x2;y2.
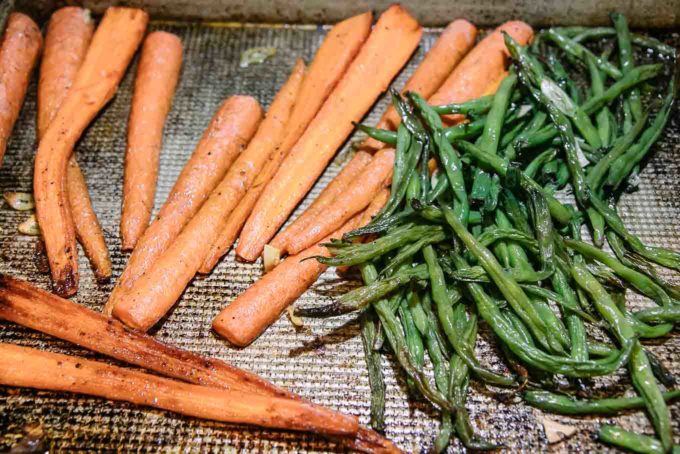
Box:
0;22;678;453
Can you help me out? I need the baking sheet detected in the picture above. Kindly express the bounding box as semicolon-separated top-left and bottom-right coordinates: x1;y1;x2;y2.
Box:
0;21;678;453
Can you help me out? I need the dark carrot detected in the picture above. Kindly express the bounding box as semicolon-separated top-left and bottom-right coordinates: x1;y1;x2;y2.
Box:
105;95;262;315
428;20;534;124
362;18;477;150
0;12;42;167
201;11;373;273
236;5;422;262
213;192;389;347
284;148;395;255
112;61;305;331
0;343;359;436
33;7;148;296
121;31;183;250
269;150;373;256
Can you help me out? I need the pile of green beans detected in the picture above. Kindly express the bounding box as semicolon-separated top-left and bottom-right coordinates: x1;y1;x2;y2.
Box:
299;14;678;453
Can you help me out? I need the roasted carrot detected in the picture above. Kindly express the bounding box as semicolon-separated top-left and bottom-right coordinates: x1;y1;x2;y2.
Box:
37;7;112;283
0;274;398;453
200;11;373;273
236;5;422;262
214;192;389;347
33;7;147;296
481;70;509;96
284;148;394;255
428;20;534;124
0;343;359;436
65;160;111;282
121;31;183;250
269;150;373;255
105;96;262;315
111;61;305;331
362;18;477;150
0;12;41;167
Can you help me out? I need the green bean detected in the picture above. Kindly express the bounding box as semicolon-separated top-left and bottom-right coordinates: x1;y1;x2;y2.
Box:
399;300;425;393
581;64;662;115
546;47;582;103
356;123;397;145
623;308;673;339
533;299;571;349
565;26;677;55
543;29;622;78
635;306;680;324
567;315;588;361
381;230;447;276
524;148;557;179
344;209;414;239
391;89;428;143
360;310;386;431
525;389;680;415
612;12;643;120
442;117;486;143
586;54;613;148
426;176;449;203
598;426;671;454
516;124;559;149
520;284;597;322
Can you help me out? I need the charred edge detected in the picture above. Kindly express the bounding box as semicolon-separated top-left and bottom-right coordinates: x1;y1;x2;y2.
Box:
53;265;77;297
294;303;351;318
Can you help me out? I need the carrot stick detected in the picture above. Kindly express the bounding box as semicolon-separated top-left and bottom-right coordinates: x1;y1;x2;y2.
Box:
104;95;262;315
65;159;111;282
121;31;183;250
0;12;42;167
38;7;112;283
0;343;358;436
213;192;389;348
481;70;509;96
0;274;399;453
428;20;534;124
269;150;373;255
284;148;394;255
200;11;373;273
362;18;477;150
33;7;148;296
111;61;305;331
236;5;422;262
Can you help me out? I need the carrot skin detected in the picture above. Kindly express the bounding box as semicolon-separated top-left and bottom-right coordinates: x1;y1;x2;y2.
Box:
0;12;42;167
285;148;395;255
481;70;509;96
236;5;422;262
213;192;389;347
105;96;262;315
362;18;477;150
270;150;373;255
34;7;148;296
0;343;359;436
121;31;183;250
112;61;305;331
429;20;534;124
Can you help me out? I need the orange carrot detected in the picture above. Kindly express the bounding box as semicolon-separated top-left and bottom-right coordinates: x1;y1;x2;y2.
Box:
0;343;359;436
200;11;373;273
481;70;509;97
65;159;111;282
428;21;534;124
284;148;394;255
121;31;183;250
33;7;147;296
236;5;422;262
269;150;373;255
0;12;42;167
362;18;477;150
213;193;389;347
112;61;305;331
104;96;262;315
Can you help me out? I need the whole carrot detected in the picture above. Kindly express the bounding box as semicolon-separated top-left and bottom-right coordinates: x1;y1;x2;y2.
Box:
284;148;395;255
121;31;183;250
0;12;42;167
362;18;477;150
33;7;148;296
112;61;305;331
213;192;389;347
0;343;359;436
200;11;373;273
236;5;422;262
269;150;373;255
481;70;510;96
429;20;534;124
104;96;262;315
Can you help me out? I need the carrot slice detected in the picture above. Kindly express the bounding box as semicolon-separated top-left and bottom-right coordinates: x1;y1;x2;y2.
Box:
33;7;148;296
121;31;183;250
269;150;373;255
104;95;262;315
213;192;389;347
111;61;305;331
0;343;359;436
0;12;42;167
362;18;477;150
428;20;534;124
236;5;422;262
200;11;373;273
